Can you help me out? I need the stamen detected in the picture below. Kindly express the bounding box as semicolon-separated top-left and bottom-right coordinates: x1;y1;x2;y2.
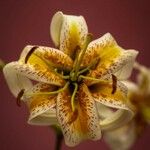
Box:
61;75;70;79
55;69;70;79
78;57;100;75
111;74;117;94
71;83;78;112
25;46;38;63
79;75;104;82
16;89;25;107
27;82;69;96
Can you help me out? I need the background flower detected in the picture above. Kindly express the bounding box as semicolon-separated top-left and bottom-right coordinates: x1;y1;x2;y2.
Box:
104;63;150;150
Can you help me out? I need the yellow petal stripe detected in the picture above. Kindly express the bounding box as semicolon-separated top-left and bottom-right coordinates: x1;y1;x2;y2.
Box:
59;15;88;57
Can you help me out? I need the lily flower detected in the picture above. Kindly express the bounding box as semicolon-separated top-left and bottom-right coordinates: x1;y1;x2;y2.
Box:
3;11;138;146
132;63;150;124
104;63;150;150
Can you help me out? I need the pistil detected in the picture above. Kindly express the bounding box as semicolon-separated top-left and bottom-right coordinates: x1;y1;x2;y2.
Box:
70;33;93;82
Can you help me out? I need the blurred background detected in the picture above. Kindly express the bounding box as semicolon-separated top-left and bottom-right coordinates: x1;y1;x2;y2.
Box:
0;0;150;149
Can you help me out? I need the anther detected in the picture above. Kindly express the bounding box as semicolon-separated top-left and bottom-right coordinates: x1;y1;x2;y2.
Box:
25;46;38;63
16;89;25;107
111;74;117;94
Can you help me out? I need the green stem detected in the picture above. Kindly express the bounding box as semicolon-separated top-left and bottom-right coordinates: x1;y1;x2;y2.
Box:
55;131;63;150
51;125;63;150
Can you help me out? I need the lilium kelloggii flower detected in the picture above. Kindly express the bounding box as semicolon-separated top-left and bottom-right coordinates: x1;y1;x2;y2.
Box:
104;63;150;150
3;11;138;147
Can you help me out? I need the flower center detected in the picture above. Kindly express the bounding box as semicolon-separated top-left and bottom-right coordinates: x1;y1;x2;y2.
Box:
21;33;117;112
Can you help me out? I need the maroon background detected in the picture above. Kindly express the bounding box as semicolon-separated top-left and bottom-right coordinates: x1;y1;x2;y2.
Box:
0;0;150;150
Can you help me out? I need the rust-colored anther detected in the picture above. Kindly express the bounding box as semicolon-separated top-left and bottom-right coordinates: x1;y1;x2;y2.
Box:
111;74;117;94
25;46;38;63
16;89;25;107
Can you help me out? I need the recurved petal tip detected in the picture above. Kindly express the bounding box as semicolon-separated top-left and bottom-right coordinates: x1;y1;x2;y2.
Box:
50;11;64;47
3;62;33;98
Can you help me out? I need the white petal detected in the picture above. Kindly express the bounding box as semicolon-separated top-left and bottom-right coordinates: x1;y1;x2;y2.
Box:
122;81;138;93
104;121;136;150
100;109;134;131
115;50;139;80
25;83;57;125
7;62;65;86
50;11;88;57
134;63;150;94
3;62;33;97
19;45;73;71
50;11;64;47
91;81;135;130
57;84;101;147
28;107;57;126
83;33;138;86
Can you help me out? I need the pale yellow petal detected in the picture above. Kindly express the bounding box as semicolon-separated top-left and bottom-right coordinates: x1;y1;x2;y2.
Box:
90;81;135;130
104;121;136;150
24;83;57;125
50;12;88;57
3;62;33;97
57;83;101;147
115;50;138;80
134;63;150;94
50;11;64;47
28;96;57;126
19;45;73;71
81;33;116;68
90;81;128;109
28;96;56;125
8;62;65;86
83;33;138;86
